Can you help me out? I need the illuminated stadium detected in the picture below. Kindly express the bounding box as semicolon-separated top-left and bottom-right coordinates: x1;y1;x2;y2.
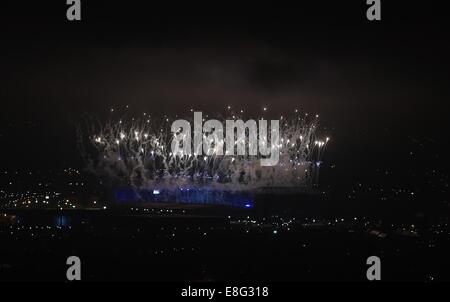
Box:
114;187;254;208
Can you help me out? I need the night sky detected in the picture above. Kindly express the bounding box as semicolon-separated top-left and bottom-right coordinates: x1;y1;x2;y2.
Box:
1;1;449;195
2;1;450;285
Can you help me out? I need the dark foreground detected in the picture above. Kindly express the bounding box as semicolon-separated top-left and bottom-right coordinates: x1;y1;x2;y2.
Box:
0;208;450;282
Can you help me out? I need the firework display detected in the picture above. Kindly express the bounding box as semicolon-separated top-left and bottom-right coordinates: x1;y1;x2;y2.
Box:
4;1;449;286
79;107;329;202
